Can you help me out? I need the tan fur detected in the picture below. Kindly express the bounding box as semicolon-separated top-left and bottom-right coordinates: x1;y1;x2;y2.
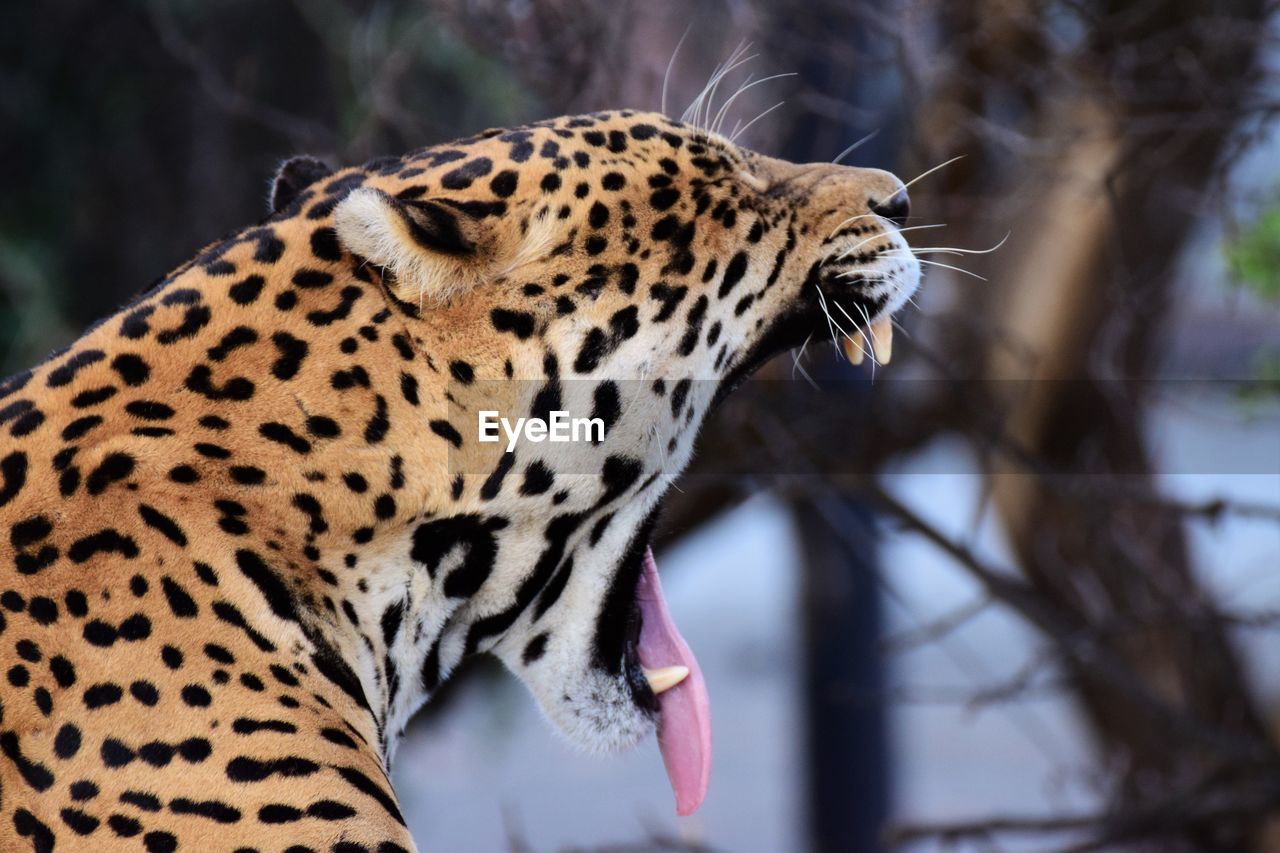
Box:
0;110;918;851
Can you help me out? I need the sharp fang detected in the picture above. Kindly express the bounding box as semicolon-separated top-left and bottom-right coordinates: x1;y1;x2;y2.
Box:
841;332;866;365
643;665;690;695
870;318;893;365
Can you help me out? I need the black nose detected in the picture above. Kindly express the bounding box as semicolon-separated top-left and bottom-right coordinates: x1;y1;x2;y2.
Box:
870;190;910;227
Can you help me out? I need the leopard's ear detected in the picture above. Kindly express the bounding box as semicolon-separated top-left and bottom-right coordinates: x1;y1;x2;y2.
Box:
270;156;334;213
334;187;499;304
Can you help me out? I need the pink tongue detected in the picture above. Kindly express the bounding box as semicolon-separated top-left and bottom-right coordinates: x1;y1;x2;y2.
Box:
635;546;711;816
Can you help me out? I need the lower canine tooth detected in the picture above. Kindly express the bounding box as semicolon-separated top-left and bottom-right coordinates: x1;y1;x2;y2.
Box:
842;333;866;365
643;665;690;695
870;318;894;365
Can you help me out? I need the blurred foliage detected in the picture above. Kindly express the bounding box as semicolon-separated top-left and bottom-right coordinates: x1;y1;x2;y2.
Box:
0;0;536;376
1226;202;1280;302
1225;198;1280;398
1236;351;1280;403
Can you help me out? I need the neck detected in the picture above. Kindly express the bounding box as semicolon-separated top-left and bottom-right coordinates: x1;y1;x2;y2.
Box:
217;284;462;756
87;256;467;759
177;267;548;759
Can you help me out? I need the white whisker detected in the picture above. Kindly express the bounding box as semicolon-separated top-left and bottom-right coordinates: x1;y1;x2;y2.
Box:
832;129;880;164
852;302;880;374
681;44;731;126
813;283;847;352
881;270;924;312
684;41;756;130
899;155;966;193
838;236;887;260
834;301;864;334
711;73;797;136
912;257;987;280
729;101;785;143
826;213;877;241
790;333;819;388
836;225;944;261
661;25;692;118
813;283;838;347
700;53;755;129
826;299;876;369
711;72;755;135
900;233;1011;255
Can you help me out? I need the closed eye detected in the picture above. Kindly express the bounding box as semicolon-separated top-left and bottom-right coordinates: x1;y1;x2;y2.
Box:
739;171;768;193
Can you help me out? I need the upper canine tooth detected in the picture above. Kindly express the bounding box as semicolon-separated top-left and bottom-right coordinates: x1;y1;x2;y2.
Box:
870;318;894;365
643;665;690;695
842;332;866;366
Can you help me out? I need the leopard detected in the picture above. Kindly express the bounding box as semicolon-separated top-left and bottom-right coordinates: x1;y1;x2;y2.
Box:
0;109;919;851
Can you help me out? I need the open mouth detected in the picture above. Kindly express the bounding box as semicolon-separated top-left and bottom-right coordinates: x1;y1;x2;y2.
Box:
624;305;901;816
623;546;713;817
618;245;914;818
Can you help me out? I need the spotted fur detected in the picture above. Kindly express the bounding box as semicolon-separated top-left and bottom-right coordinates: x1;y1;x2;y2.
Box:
0;110;918;851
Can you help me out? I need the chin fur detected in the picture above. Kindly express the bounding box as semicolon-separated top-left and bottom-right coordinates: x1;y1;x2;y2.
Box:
529;669;655;755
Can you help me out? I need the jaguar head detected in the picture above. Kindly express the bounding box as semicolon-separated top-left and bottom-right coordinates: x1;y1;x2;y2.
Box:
329;110;919;812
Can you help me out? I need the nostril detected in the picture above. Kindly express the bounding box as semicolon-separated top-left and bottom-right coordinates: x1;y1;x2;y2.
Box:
870;190;910;227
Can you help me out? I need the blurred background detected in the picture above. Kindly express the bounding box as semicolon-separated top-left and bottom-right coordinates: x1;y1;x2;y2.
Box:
3;2;1279;850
